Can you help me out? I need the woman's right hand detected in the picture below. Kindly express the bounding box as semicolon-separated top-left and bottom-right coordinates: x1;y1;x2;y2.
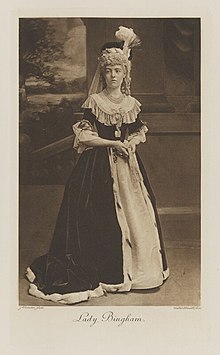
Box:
112;141;129;159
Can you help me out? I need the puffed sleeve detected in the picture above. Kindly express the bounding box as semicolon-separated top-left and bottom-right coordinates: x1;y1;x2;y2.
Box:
72;108;99;154
127;114;149;144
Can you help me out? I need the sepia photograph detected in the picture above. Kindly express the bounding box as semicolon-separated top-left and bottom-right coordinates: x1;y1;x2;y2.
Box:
19;17;201;307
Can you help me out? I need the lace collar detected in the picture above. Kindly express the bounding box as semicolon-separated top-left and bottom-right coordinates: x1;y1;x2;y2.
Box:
81;91;141;126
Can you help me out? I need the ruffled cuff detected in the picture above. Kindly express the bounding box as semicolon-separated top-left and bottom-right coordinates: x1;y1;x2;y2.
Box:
127;124;148;145
72;120;99;154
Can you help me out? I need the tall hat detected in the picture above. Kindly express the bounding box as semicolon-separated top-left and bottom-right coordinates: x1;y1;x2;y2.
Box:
88;26;141;95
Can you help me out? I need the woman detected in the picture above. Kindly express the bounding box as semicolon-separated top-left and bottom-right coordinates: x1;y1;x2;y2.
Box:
26;26;169;304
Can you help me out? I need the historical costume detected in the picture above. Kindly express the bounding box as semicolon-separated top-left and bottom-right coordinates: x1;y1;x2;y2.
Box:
26;26;169;304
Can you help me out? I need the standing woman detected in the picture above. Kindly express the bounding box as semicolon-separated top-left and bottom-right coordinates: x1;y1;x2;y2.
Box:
26;26;169;304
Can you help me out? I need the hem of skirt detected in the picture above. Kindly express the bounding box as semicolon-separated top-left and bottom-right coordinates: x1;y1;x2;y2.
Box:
100;281;132;293
26;267;170;302
26;267;104;305
131;268;170;289
100;268;170;293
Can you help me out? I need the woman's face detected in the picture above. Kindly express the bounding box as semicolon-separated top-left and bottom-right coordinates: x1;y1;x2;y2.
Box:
104;64;125;90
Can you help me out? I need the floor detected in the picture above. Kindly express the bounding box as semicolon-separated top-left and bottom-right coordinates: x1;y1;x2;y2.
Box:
19;185;200;307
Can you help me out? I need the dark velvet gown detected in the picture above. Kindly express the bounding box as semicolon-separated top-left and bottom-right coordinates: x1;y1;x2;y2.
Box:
26;93;169;304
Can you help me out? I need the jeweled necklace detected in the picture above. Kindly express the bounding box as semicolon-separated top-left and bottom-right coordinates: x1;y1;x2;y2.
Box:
104;89;124;104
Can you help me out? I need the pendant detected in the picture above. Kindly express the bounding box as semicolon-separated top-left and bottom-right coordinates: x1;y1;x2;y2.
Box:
115;130;121;138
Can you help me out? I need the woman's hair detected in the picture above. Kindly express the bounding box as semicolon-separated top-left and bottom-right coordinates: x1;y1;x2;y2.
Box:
100;41;133;60
98;45;132;95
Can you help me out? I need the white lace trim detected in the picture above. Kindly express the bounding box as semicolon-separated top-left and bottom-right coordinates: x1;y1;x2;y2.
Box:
81;92;141;126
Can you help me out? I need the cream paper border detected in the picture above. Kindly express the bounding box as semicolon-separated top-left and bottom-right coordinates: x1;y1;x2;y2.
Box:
1;0;220;353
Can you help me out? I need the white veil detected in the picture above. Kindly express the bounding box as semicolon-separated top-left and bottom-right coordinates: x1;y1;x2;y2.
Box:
88;62;104;95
